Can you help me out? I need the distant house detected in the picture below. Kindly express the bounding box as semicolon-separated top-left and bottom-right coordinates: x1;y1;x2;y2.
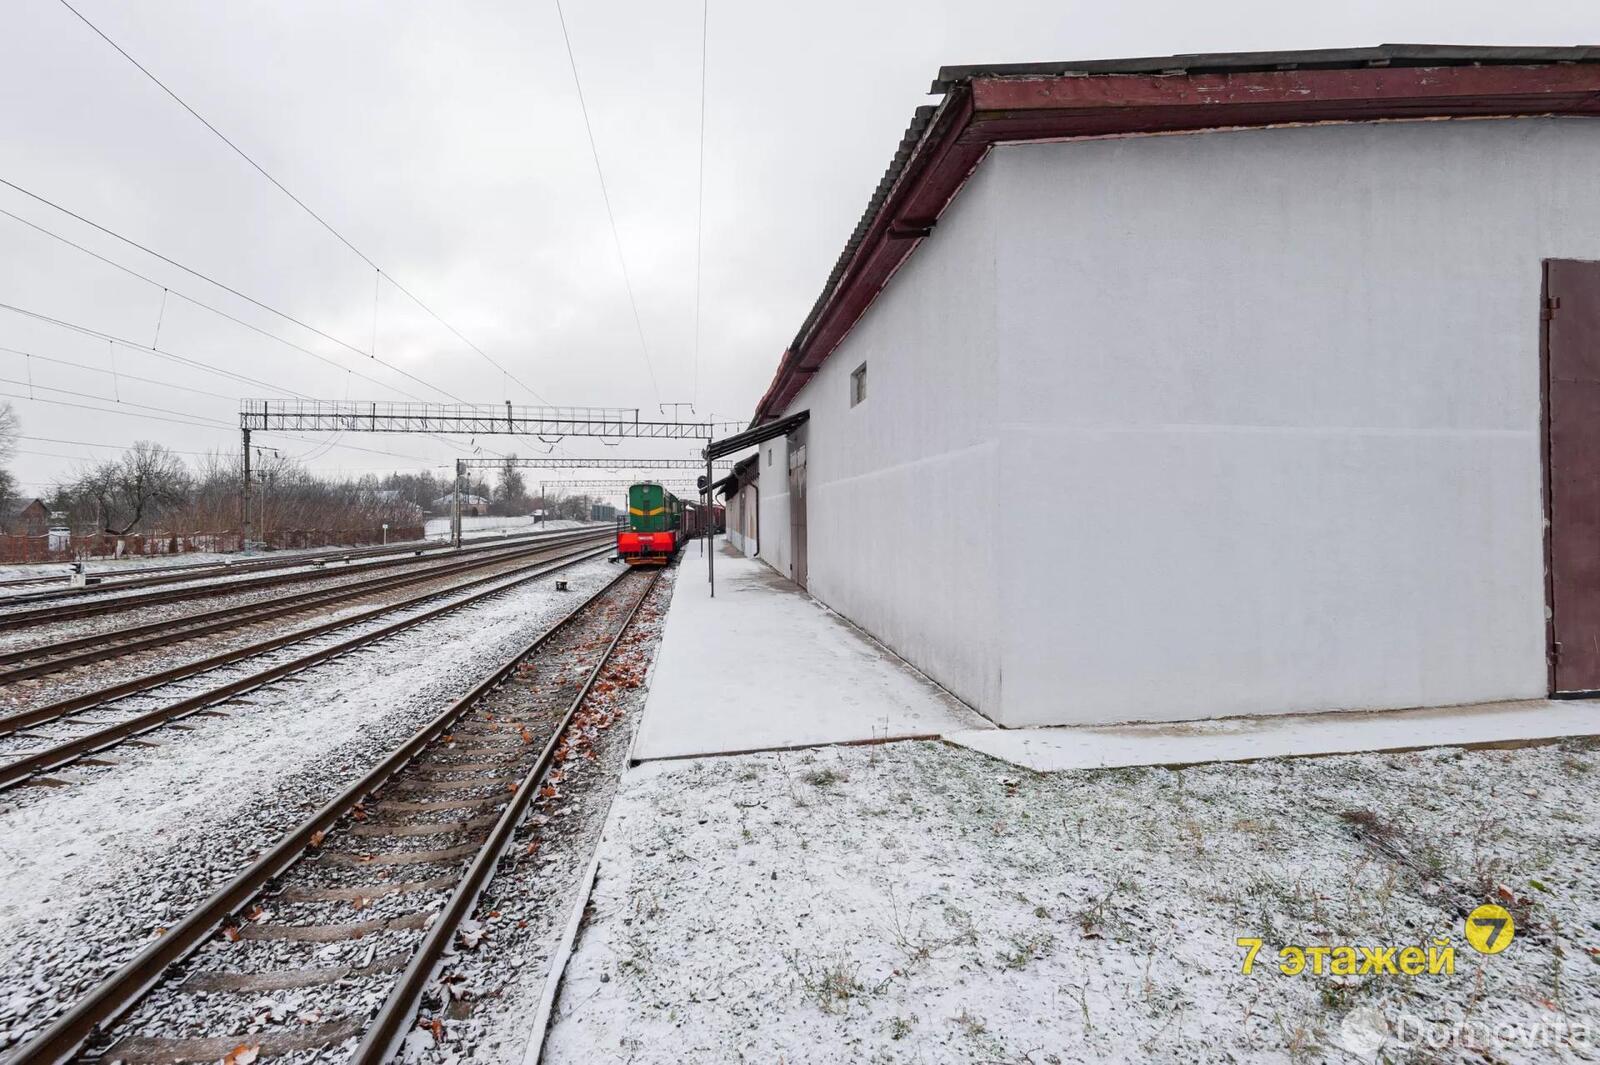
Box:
4;499;49;538
430;493;490;517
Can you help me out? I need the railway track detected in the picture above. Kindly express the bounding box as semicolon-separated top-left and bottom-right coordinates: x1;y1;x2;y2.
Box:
0;541;429;597
0;526;602;632
0;529;610;685
0;535;616;792
0;525;595;600
10;566;657;1065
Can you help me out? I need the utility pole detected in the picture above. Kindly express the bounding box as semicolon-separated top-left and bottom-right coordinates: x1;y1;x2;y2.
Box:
705;441;715;598
452;459;464;548
241;427;252;555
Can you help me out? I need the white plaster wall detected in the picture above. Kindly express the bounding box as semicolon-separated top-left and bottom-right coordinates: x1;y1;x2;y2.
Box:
763;163;1006;715
755;433;790;574
725;491;745;555
739;482;758;557
725;486;759;558
995;117;1600;725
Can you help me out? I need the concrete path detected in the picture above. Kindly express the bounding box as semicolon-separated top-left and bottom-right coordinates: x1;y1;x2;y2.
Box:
947;697;1600;771
637;542;1599;769
632;541;990;760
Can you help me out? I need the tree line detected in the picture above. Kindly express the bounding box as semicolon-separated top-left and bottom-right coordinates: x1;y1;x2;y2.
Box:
24;440;604;540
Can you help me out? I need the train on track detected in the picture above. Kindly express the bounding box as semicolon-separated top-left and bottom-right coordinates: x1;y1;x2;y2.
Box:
615;482;724;566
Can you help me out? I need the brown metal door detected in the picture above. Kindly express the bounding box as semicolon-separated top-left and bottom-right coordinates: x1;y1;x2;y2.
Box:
788;435;808;589
1545;259;1600;694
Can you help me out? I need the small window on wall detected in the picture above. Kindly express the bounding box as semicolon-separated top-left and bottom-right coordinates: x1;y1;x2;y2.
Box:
850;362;867;407
767;446;772;467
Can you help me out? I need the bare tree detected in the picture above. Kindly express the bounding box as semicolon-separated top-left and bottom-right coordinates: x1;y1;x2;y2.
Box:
0;402;18;514
496;456;528;513
74;441;190;535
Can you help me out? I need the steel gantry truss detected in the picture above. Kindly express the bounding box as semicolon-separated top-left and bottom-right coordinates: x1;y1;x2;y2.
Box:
239;400;744;594
239;400;744;439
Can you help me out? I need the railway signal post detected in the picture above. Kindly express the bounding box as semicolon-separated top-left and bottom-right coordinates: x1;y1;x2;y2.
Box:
452;459;465;548
705;444;715;598
241;426;252;555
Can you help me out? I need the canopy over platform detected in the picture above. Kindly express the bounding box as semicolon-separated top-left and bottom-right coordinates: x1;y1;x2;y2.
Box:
707;410;809;461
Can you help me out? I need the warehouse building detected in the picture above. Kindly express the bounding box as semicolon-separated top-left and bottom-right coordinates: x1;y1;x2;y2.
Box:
741;45;1600;728
722;455;760;557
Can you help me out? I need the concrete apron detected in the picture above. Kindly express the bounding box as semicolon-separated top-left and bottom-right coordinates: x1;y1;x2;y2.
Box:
945;697;1600;773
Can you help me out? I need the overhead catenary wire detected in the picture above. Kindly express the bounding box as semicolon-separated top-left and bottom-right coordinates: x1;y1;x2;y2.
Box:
0;299;308;399
54;0;553;405
0;387;234;430
0;176;465;403
692;0;709;407
0;205;430;403
20;434;221;457
0;344;239;401
0;297;497;465
553;0;663;406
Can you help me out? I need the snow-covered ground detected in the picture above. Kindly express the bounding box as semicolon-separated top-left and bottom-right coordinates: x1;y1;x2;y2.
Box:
545;739;1600;1064
0;553;235;583
423;516;589;538
0;555;625;1050
0;521;591;586
634;547;987;759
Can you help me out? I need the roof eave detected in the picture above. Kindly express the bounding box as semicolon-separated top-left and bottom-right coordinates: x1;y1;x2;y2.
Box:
752;51;1600;424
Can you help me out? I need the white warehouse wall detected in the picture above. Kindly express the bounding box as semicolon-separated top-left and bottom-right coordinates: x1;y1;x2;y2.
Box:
756;433;791;578
995;117;1600;726
724;491;746;555
725;483;758;558
761;163;1006;715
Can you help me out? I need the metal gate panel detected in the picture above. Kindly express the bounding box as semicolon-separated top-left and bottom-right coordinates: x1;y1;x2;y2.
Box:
1544;259;1600;694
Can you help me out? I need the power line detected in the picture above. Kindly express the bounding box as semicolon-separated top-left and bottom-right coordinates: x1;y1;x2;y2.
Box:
0;232;509;458
16;446;111;461
0;299;307;399
0;343;238;401
0;301;500;465
692;0;709;406
0;175;465;403
382;273;552;405
0;374;234;427
0;387;234;430
0;205;430;402
20;433;219;457
553;0;662;405
54;0;552;405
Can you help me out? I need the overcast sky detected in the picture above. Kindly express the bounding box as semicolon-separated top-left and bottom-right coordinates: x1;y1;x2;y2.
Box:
0;0;1594;495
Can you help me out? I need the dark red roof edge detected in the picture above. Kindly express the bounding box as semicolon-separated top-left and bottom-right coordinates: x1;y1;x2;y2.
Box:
751;44;1600;424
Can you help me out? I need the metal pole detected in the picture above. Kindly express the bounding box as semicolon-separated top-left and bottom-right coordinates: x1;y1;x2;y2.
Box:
452;459;463;548
241;427;252;555
705;443;714;598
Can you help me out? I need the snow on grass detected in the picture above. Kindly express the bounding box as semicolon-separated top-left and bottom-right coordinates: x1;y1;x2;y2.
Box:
545;739;1600;1064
